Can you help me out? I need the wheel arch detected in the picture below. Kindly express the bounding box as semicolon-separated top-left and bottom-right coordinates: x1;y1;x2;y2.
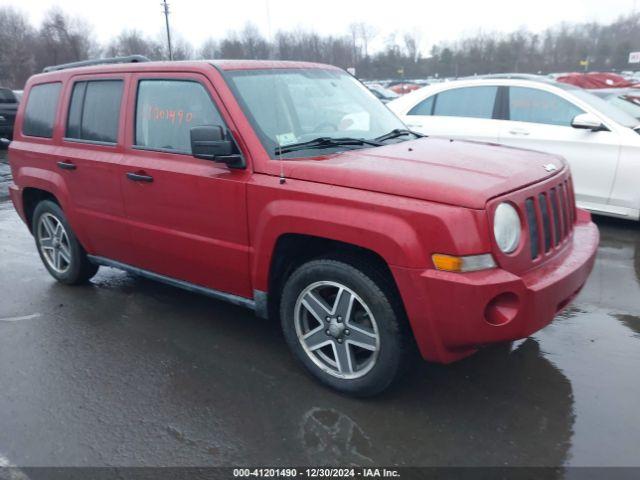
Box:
22;187;61;232
263;233;409;327
15;166;72;231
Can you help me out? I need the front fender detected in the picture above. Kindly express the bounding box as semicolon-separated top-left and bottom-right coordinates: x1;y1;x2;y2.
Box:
250;198;424;291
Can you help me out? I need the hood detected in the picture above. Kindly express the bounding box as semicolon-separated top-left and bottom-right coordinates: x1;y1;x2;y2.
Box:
283;137;566;209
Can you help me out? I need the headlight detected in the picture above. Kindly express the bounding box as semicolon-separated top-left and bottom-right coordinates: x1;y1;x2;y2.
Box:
493;203;521;253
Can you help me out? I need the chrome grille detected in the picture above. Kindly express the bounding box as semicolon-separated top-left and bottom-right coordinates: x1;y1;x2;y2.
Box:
525;179;576;260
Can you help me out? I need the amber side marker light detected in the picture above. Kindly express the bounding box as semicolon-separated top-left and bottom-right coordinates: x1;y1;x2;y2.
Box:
432;253;497;273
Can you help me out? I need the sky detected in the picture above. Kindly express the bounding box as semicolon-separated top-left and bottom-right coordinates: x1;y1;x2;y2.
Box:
4;0;638;53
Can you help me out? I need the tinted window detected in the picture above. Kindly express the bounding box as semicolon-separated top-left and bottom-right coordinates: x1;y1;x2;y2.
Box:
23;83;62;138
0;88;17;104
135;80;224;153
66;80;123;143
408;95;434;115
509;87;583;126
433;86;498;119
66;82;86;139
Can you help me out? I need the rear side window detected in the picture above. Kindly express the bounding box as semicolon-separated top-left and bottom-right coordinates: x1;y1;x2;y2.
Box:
22;82;62;138
508;87;584;127
408;95;435;116
66;80;123;143
432;86;498;119
134;80;224;154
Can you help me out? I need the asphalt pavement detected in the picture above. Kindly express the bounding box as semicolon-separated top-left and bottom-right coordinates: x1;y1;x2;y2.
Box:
0;149;639;469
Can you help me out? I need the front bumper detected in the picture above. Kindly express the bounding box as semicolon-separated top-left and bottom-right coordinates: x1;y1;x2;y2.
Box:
392;210;599;363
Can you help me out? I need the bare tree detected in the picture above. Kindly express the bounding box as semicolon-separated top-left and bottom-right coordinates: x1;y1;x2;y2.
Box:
34;8;96;71
0;7;36;88
403;28;422;63
358;23;377;58
105;30;163;60
168;35;194;60
199;38;218;59
239;23;270;59
219;32;245;59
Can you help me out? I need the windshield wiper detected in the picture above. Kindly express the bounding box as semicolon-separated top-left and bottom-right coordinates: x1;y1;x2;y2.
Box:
374;128;425;142
274;137;383;155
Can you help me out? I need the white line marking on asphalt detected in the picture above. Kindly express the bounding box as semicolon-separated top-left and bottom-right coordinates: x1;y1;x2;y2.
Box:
0;453;30;480
0;314;42;323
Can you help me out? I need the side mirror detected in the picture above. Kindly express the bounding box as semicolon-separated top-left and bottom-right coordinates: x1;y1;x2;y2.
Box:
190;125;245;168
571;113;607;132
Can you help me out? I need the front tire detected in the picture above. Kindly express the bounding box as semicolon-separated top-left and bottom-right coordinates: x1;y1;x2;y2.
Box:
32;200;98;285
280;258;407;396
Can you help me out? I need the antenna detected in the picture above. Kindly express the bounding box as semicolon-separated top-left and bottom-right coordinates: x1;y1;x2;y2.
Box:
264;0;287;185
161;0;173;61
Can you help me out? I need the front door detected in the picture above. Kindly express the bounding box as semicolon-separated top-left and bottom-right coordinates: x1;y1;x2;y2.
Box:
498;86;620;211
119;73;252;298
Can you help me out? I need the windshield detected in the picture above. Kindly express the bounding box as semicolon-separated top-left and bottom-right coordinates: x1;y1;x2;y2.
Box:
606;95;640;120
571;89;639;128
369;84;399;99
224;68;406;158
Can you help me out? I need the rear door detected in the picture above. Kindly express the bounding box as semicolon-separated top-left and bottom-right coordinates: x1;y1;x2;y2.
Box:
497;86;620;209
403;85;501;143
119;72;252;298
56;75;132;263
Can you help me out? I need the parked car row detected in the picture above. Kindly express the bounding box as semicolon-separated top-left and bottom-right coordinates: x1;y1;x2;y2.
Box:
388;77;640;220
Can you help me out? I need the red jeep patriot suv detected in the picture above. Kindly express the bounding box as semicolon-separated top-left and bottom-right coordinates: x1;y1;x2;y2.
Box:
8;57;599;395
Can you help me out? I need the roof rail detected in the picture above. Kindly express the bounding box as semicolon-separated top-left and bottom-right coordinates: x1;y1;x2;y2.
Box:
43;55;151;73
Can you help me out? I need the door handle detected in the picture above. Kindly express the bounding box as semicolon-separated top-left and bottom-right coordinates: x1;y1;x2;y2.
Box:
508;128;530;136
57;161;77;170
126;172;154;183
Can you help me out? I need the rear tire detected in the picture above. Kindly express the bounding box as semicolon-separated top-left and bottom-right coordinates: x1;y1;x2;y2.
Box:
280;258;407;396
32;200;98;285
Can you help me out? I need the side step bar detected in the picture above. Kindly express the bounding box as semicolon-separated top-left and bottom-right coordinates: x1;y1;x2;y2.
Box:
88;255;256;311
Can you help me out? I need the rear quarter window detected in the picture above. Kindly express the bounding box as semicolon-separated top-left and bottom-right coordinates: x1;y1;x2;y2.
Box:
408;95;435;116
22;82;62;138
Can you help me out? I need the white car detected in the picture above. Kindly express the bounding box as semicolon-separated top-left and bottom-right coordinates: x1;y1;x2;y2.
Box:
388;78;640;220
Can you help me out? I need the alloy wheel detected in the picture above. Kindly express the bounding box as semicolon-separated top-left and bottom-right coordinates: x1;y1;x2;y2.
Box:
294;281;380;379
37;213;72;274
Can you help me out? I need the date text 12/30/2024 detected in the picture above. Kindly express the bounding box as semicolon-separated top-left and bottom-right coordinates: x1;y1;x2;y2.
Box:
233;468;401;478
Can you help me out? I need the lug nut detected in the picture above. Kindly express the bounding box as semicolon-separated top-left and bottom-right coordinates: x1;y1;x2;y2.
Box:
325;316;330;321
337;316;342;322
345;330;350;335
325;329;330;335
337;338;343;343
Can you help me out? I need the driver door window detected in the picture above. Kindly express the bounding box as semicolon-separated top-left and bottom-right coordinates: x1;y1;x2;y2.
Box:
508;87;583;126
135;80;225;154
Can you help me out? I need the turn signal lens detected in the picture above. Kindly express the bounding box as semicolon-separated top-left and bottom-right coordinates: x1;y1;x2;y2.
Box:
432;253;497;273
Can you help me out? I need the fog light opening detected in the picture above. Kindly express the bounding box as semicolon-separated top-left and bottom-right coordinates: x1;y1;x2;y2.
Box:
484;292;520;326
